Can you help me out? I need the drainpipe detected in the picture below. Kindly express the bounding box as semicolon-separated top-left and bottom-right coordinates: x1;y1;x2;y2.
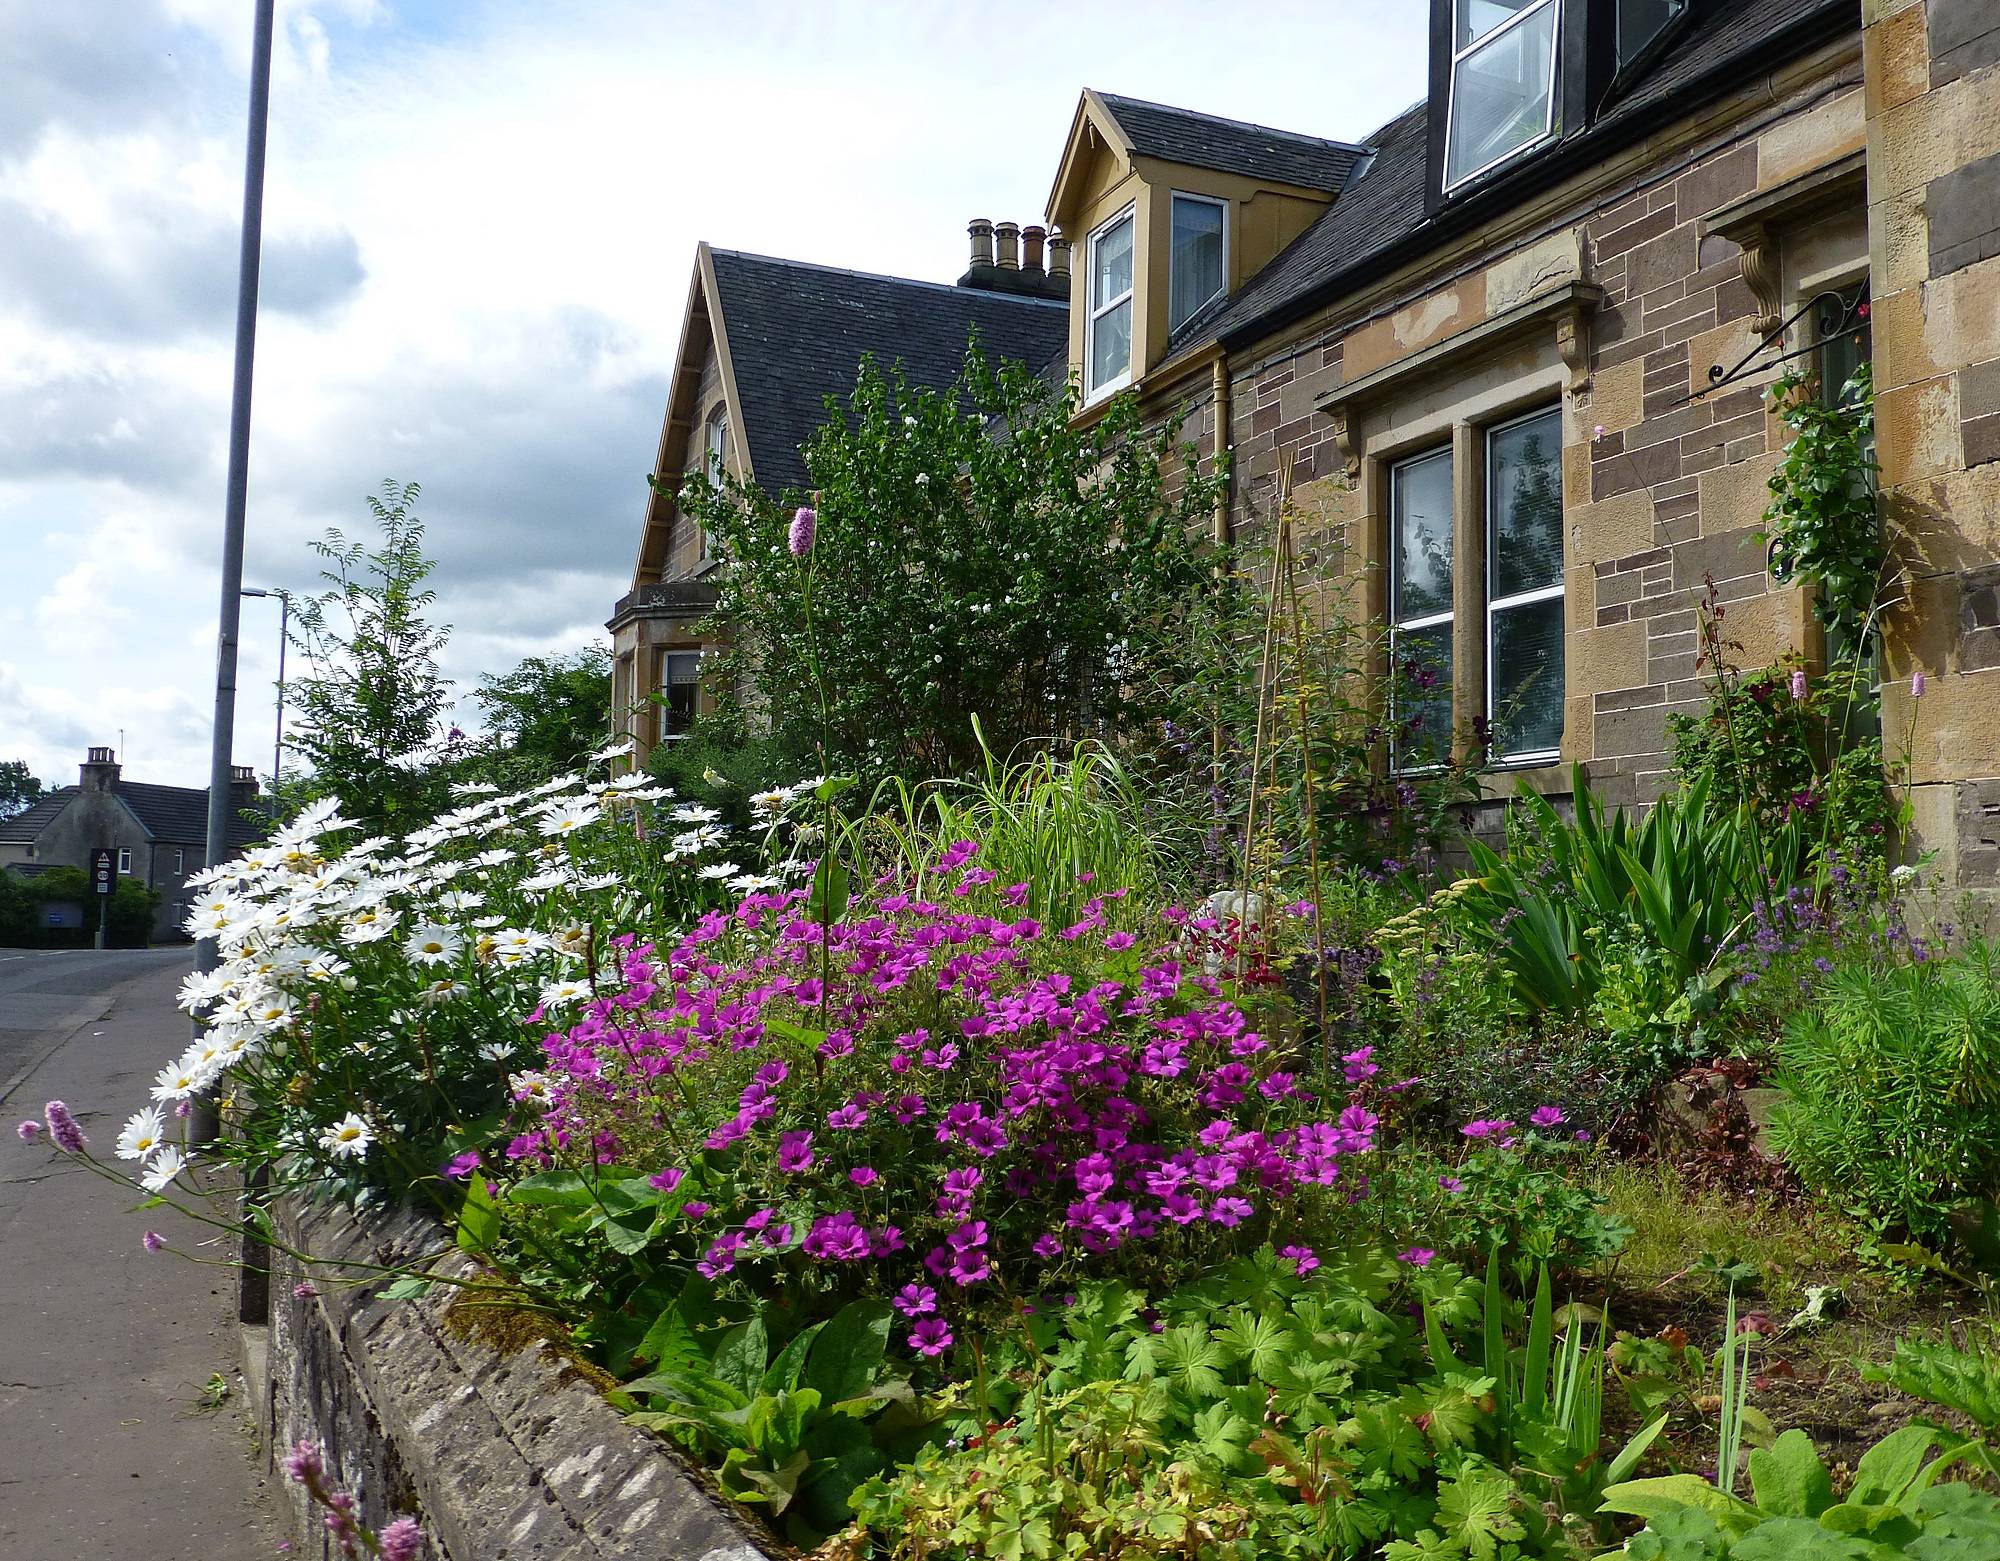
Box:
1210;353;1231;545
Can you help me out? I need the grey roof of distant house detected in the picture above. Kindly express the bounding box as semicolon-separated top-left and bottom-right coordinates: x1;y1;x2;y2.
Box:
1093;92;1368;193
0;781;265;849
1169;0;1857;356
0;790;73;842
707;250;1072;496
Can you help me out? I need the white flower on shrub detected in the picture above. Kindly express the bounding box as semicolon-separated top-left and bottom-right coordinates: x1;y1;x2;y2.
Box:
318;1113;374;1160
697;862;740;881
509;1072;553;1105
141;1147;187;1192
539;978;591;1009
403;925;462;966
117;1108;169;1162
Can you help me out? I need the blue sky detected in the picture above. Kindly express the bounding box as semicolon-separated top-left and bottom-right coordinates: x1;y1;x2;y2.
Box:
1;0;1429;788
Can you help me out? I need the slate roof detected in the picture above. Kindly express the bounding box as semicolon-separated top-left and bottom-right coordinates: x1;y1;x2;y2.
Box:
0;790;74;843
0;782;264;849
1093;92;1367;194
1169;0;1857;356
118;781;266;849
707;251;1072;497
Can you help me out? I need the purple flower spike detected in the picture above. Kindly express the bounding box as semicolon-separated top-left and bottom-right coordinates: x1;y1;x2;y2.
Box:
1912;669;1927;698
788;505;817;556
16;1120;41;1142
379;1518;424;1561
1790;669;1808;700
44;1100;85;1153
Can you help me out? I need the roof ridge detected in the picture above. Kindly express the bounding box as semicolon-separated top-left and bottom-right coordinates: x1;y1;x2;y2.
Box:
709;249;1068;310
1092;90;1371;155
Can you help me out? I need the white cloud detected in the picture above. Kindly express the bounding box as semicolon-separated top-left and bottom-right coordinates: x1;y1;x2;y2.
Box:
2;0;1429;788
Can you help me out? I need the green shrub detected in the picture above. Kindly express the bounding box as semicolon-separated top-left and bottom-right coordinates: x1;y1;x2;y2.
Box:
1768;941;2000;1243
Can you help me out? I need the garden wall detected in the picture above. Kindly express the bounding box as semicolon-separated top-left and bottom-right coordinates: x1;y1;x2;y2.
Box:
256;1196;774;1561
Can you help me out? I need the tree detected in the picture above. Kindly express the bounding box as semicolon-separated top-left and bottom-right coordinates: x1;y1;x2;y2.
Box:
287;480;455;830
0;760;45;820
677;342;1230;780
459;644;613;788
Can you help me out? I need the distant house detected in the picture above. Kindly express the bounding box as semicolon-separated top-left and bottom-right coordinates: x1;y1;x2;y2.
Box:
0;748;265;942
608;234;1071;765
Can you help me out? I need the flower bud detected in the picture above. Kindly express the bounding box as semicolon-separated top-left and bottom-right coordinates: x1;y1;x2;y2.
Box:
1911;669;1926;698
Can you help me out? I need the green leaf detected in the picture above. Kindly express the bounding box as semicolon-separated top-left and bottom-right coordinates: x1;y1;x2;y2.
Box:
1605;1414;1671;1486
456;1174;499;1254
634;1305;703;1374
597;1210;654;1256
1434;1464;1525;1561
804;1300;891;1405
1599;1475;1762;1534
380;1276;433;1301
807;857;850;924
762;1321;827;1396
1731;1516;1883;1559
1521;1263;1553;1419
711;1317;769;1397
1214;1308;1290;1382
506;1170;592;1206
1848;1423;1936;1507
1748;1429;1835;1519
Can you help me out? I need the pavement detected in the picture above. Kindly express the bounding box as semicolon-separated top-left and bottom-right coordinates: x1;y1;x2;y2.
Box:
0;947;289;1560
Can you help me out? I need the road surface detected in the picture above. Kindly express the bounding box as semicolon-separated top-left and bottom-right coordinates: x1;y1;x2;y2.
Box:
0;947;288;1559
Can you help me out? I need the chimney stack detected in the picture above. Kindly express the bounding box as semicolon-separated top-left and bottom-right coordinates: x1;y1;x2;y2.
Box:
229;764;260;810
1048;232;1072;286
966;218;994;271
957;218;1071;301
80;746;120;794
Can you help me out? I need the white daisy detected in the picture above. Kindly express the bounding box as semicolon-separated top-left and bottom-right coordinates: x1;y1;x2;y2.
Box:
509;1072;553;1104
671;803;721;825
417;977;463;1008
404;925;463;966
539;977;592;1008
318;1113;374;1160
537;801;597;839
697;862;740;881
141;1147;188;1192
151;1060;203;1103
117;1107;170;1162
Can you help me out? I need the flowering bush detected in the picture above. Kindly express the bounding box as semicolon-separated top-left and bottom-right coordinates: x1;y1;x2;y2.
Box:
95;744;815;1213
502;854;1384;1361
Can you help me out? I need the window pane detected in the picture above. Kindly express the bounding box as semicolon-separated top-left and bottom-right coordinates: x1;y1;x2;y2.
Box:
1491;595;1564;756
1392;449;1454;622
1446;1;1557;186
1616;0;1684;64
1169;197;1224;331
665;652;702;686
1488;409;1564;598
1091;215;1133;310
1458;0;1542;48
1393;622;1454;767
1089;297;1131;390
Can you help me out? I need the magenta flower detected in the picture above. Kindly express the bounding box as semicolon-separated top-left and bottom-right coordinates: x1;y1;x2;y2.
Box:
379;1518;424;1561
43;1100;85;1153
1529;1105;1566;1129
1032;1233;1063;1258
282;1440;325;1484
894;1282;938;1317
1398;1247;1436;1267
1438;1175;1464;1193
1102;931;1136;951
647;1166;686;1192
777;1130;815;1173
15;1120;40;1142
1279;1243;1319;1275
142;1231;166;1254
293;1282;318;1299
909;1317;954;1357
440;1151;480;1180
848;1166;879;1187
788;505;817;556
1461;1118;1513;1140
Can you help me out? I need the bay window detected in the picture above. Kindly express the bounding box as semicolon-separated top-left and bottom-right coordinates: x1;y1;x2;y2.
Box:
1485;407;1565;761
1444;0;1559;190
659;650;701;741
1168;193;1226;333
1390;447;1456;768
1086;207;1135;398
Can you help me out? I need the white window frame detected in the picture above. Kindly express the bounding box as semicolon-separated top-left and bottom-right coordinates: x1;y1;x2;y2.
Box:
1484;404;1566;766
117;847;133;875
659;650;703;742
1166;192;1228;334
703;409;728;485
1389;446;1456;773
1084;204;1136;403
173;848;184;874
1443;0;1561;194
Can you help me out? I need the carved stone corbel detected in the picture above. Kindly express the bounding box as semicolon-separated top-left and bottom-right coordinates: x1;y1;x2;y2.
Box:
1328;406;1360;479
1555;309;1591;399
1736;220;1783;336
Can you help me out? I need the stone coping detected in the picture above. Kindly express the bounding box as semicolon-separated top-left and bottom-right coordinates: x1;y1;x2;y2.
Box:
260;1194;776;1561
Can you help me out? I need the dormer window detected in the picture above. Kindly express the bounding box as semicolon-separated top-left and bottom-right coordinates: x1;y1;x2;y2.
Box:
1615;0;1687;71
703;409;729;485
1085;206;1135;399
1444;0;1560;190
1168;193;1226;333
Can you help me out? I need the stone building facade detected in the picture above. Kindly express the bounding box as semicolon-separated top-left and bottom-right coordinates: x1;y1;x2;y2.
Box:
0;748;263;941
1033;0;1999;910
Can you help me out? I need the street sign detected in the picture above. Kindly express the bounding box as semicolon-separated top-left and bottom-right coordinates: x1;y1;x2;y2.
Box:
90;848;115;896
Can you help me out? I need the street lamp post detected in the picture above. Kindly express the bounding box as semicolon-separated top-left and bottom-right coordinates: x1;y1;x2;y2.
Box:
240;586;291;787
